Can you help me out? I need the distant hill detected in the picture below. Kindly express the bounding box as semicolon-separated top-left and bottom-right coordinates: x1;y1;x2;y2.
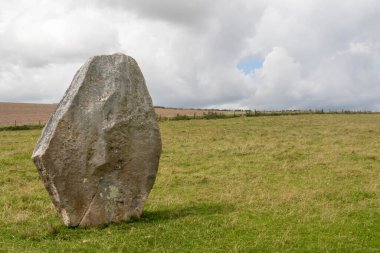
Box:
0;102;241;126
0;102;57;126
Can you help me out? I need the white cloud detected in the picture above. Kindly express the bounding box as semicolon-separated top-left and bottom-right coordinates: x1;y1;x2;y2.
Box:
348;42;374;55
0;0;379;110
0;1;120;67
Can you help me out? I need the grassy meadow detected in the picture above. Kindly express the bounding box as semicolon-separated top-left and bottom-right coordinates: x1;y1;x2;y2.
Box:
0;114;379;252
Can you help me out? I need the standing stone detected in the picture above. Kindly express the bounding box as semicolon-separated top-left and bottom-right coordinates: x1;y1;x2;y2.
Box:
32;53;161;227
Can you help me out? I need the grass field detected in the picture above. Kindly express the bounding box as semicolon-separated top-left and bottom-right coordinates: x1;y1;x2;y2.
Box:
0;115;379;252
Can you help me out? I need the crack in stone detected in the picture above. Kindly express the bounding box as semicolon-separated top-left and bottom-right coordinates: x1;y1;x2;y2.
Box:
78;190;98;227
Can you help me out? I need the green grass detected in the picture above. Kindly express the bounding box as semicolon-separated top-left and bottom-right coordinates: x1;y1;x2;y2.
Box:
0;115;379;252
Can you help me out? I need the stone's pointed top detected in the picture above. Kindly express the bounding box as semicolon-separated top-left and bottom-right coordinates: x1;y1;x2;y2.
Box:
32;53;161;227
84;53;127;64
91;52;129;59
111;52;128;56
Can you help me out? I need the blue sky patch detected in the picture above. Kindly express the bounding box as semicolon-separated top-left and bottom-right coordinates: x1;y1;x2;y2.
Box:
237;56;263;74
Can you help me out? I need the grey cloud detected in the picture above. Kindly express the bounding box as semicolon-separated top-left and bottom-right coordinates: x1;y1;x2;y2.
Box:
96;0;217;27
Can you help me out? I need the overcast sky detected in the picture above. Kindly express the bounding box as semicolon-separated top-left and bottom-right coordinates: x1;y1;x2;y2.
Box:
1;0;379;110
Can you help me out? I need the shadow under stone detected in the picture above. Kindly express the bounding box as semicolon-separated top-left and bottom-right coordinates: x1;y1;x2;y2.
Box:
138;202;235;223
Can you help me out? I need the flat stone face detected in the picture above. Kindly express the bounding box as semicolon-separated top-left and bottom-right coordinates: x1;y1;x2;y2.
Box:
32;53;161;227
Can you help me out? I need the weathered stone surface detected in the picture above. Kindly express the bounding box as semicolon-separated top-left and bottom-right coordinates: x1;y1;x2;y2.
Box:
32;53;161;227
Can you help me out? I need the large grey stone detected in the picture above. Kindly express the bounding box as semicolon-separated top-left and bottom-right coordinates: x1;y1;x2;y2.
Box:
32;53;161;227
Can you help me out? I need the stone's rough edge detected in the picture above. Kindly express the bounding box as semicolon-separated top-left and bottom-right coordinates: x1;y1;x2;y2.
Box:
32;53;129;158
33;154;71;225
31;56;96;226
32;57;93;158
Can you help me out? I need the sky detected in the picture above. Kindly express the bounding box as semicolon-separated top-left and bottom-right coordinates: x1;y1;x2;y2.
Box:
0;0;379;110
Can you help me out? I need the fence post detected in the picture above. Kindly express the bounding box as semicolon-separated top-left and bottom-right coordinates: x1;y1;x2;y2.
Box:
14;120;16;126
